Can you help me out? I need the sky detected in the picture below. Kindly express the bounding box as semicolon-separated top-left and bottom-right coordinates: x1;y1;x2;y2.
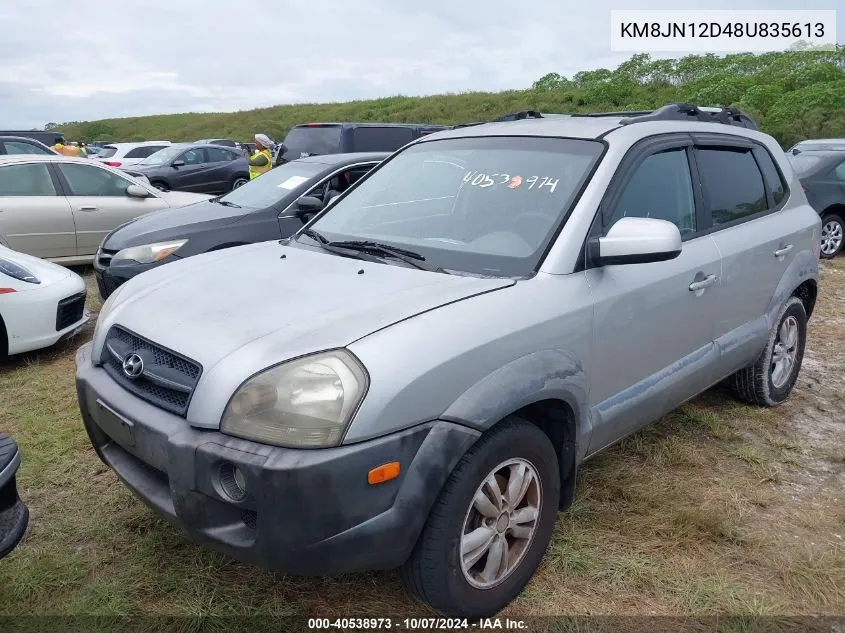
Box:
0;0;841;129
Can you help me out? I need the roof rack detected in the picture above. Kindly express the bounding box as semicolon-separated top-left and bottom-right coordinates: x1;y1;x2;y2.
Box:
572;103;758;130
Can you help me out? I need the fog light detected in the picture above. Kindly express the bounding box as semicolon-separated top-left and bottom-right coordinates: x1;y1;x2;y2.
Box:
218;462;247;501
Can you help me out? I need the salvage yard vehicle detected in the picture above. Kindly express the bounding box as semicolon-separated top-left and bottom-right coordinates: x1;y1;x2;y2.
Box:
787;149;845;258
0;244;88;357
0;156;211;265
93;141;172;168
75;104;820;617
0;433;28;558
122;143;250;194
93;152;387;300
0;136;58;156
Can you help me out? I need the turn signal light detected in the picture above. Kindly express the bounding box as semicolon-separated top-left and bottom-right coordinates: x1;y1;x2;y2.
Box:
367;462;400;485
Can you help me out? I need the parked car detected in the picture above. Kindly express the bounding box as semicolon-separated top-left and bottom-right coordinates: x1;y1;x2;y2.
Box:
196;138;238;148
788;149;845;258
0;243;88;356
0;131;63;147
94;152;387;300
93;142;172;168
277;122;447;164
0;136;58;156
122;143;250;194
75;104;820;618
0;156;211;264
787;138;845;155
0;433;28;558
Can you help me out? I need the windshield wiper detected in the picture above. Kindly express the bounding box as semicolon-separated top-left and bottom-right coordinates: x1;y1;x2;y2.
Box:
300;231;444;272
327;240;444;273
216;199;242;208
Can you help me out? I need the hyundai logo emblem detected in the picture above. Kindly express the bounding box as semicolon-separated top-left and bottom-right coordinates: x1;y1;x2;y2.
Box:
122;353;144;379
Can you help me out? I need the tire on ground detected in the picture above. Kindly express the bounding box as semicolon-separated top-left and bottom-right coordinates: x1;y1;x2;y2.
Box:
729;295;807;406
820;213;843;259
401;417;560;618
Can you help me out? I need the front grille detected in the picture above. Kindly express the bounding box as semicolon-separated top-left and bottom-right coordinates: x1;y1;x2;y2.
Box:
102;326;202;416
56;292;86;331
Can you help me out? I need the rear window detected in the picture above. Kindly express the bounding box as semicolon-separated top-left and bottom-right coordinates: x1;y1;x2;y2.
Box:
788;153;826;176
350;126;414;152
98;146;118;158
282;126;342;159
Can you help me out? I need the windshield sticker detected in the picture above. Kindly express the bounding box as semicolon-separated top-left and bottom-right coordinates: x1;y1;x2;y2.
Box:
463;171;559;193
277;175;309;190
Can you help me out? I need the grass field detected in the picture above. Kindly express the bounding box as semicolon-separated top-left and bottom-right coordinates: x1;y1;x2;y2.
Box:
0;261;843;628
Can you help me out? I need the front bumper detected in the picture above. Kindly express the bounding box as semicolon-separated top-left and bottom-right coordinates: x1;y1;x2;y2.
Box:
0;434;29;559
75;342;480;574
93;257;169;301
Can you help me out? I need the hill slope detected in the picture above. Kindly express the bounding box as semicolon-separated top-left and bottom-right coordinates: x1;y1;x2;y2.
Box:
52;50;845;148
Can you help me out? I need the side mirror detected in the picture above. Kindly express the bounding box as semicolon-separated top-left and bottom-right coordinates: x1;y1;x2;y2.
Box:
171;159;185;167
295;195;324;215
591;217;682;266
125;184;151;198
0;433;29;560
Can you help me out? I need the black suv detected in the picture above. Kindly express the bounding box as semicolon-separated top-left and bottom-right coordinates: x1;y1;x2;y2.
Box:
0;433;28;559
277;122;446;164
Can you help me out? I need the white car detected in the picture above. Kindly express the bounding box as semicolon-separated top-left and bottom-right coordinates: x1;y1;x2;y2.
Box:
0;155;212;265
0;245;88;357
94;142;172;168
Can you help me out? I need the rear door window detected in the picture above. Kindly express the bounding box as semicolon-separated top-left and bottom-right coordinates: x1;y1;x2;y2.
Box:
754;149;787;205
58;163;134;196
350;127;414;152
696;147;768;226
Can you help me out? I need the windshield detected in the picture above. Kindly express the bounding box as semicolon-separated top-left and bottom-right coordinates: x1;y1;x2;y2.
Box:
304;136;604;277
282;126;342;159
218;160;325;209
140;146;185;165
788;153;826;176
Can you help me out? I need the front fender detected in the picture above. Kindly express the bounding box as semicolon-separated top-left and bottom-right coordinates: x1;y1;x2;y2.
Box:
440;349;591;461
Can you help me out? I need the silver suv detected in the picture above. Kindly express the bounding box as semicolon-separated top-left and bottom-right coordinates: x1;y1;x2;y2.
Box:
75;104;821;617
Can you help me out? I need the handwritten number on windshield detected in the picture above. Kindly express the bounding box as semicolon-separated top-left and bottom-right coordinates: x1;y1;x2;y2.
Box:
463;171;559;193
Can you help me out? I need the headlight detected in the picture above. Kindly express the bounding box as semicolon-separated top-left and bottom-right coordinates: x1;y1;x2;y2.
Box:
111;239;187;265
92;281;128;344
221;350;368;448
0;258;40;284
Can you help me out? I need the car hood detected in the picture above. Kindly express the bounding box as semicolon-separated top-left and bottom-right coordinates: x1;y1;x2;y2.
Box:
102;198;242;250
97;241;514;404
0;246;73;289
157;190;212;206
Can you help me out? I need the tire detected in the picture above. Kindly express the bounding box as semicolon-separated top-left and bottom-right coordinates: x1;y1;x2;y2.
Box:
401;417;560;618
820;214;843;259
231;176;249;191
729;296;807;406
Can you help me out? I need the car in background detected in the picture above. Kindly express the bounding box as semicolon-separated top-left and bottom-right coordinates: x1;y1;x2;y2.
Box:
196;138;238;148
277;122;446;164
787;138;845;155
0;136;58;156
93;142;172;168
94;152;387;299
0;131;63;147
0;433;28;559
788;149;845;258
0;243;88;357
121;143;250;194
0;155;211;264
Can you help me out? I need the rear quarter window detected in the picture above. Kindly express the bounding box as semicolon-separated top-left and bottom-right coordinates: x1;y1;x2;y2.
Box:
350;127;415;152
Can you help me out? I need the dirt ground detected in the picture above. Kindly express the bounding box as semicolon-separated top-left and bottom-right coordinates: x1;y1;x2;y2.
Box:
0;261;842;631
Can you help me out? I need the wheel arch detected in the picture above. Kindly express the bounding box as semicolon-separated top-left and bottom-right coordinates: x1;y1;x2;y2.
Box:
440;349;591;510
0;310;7;358
821;203;845;222
765;249;819;324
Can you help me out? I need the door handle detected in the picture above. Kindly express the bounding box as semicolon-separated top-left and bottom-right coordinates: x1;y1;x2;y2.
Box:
77;206;98;211
774;244;793;258
689;274;718;292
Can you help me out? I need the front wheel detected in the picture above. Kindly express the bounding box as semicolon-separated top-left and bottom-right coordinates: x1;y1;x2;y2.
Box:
401;418;560;618
820;214;843;259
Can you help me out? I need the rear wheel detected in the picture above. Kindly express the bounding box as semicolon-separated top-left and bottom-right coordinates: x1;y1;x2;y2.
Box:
231;176;249;190
401;418;560;618
820;214;843;259
729;296;807;406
